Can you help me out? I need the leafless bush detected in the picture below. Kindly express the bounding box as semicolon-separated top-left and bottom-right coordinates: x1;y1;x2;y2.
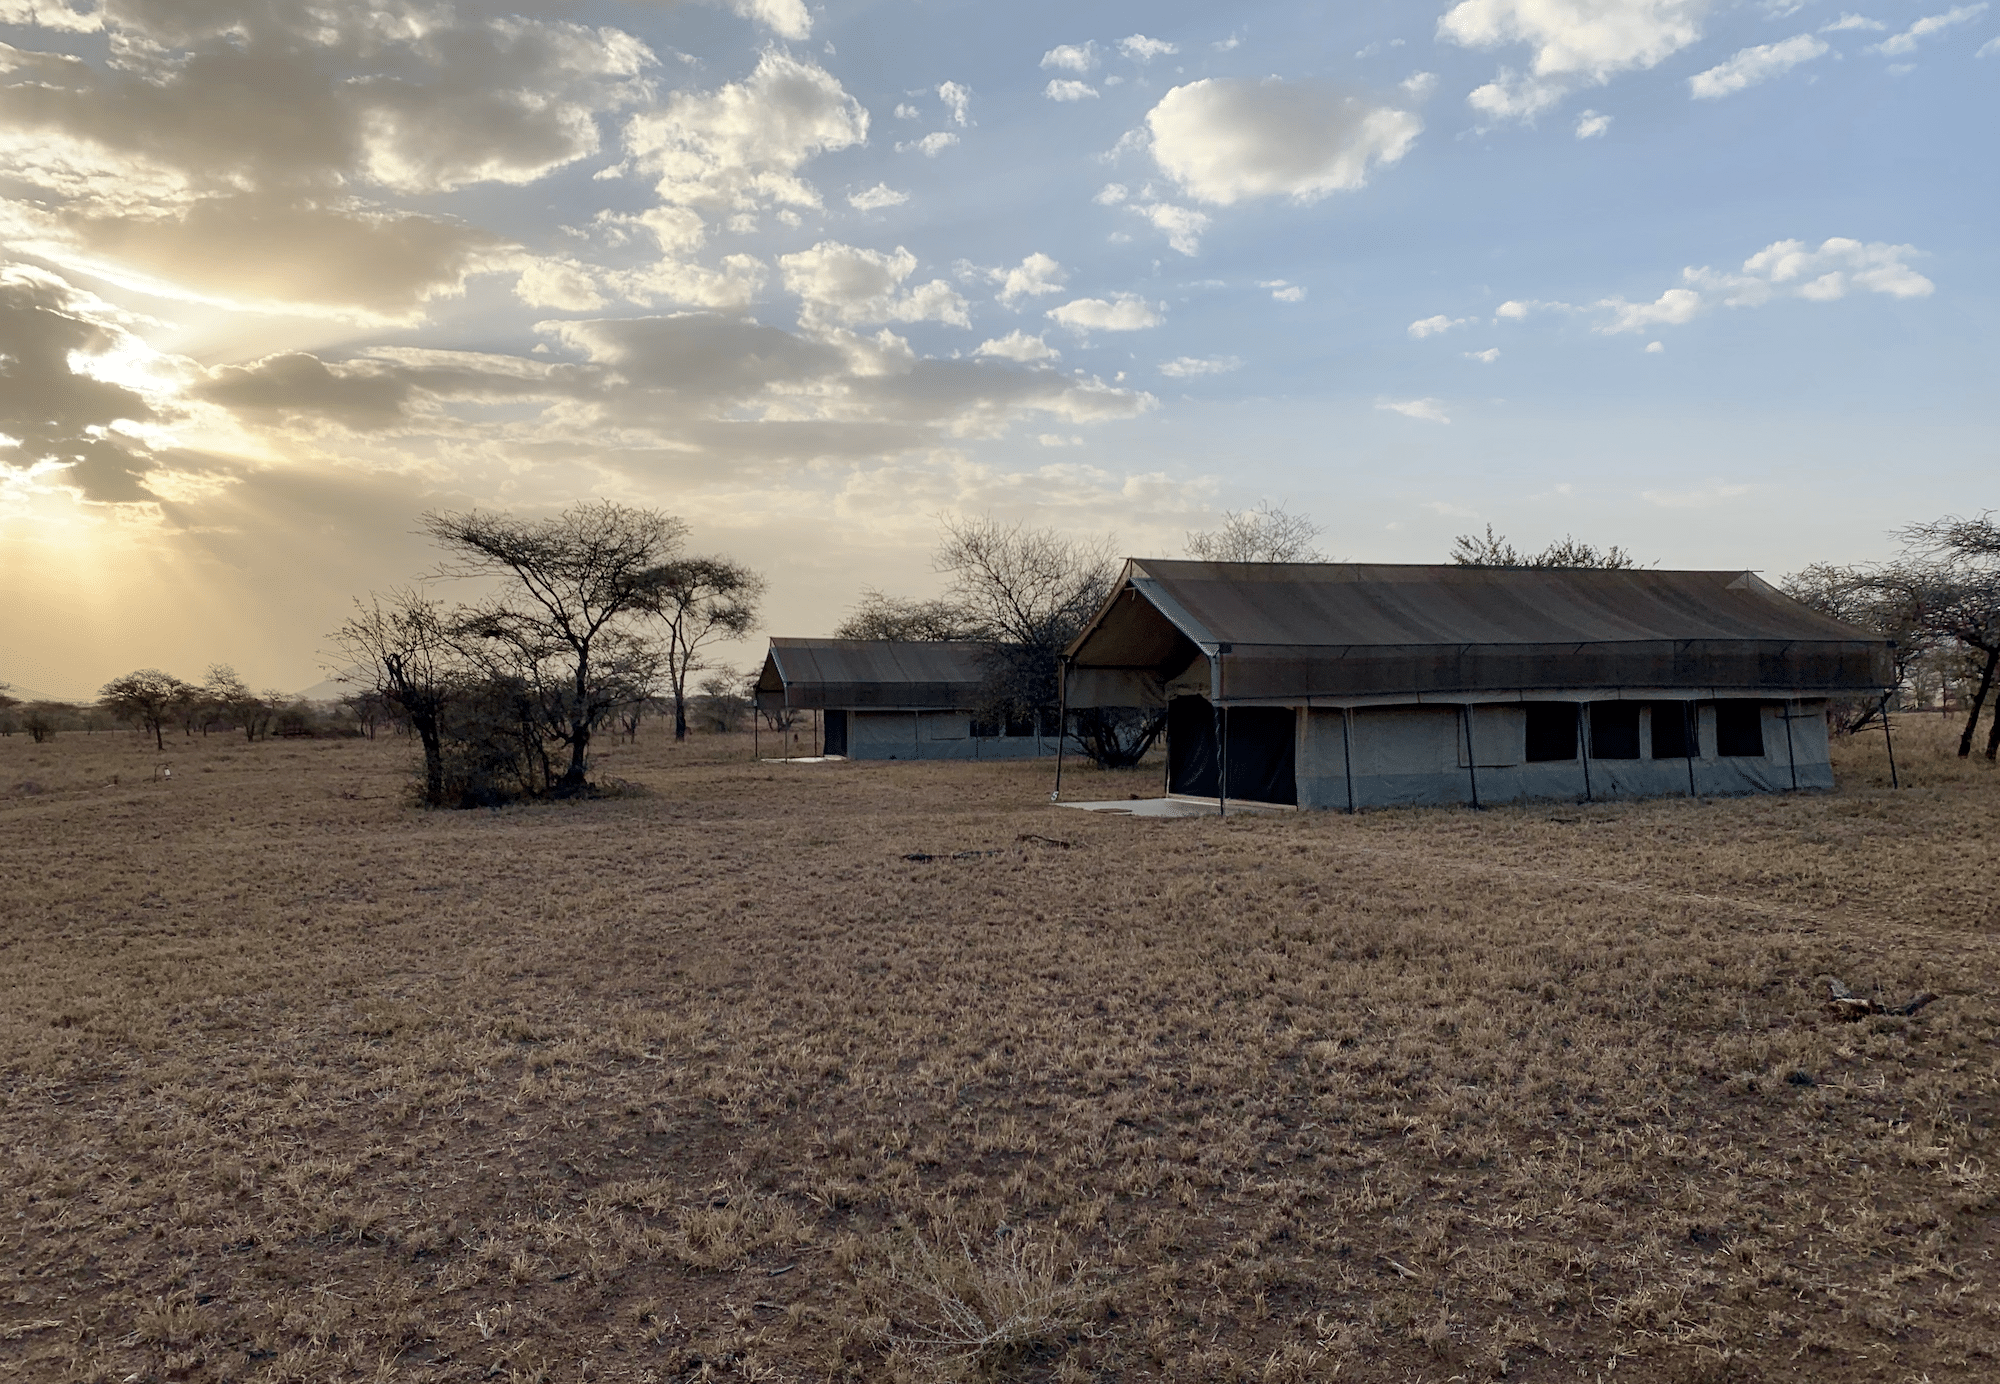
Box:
878;1229;1100;1373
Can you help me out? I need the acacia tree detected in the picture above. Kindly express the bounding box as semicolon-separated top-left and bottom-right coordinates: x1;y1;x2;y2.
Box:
650;555;765;740
331;590;462;805
1449;525;1639;569
99;669;193;750
834;590;984;641
1186;502;1325;562
1782;562;1936;733
423;502;686;792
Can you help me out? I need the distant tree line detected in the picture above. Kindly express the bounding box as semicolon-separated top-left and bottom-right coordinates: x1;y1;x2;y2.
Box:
2;666;342;745
334;501;763;808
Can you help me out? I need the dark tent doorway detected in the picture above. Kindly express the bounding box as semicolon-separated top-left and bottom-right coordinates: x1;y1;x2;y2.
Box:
1167;696;1297;805
821;708;847;756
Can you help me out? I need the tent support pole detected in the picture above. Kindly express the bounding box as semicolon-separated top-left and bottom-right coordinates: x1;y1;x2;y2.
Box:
1684;702;1698;798
1213;649;1228;818
1051;657;1069;802
1578;703;1593;803
1342;706;1356;815
1783;699;1798;790
1462;705;1481;810
754;700;760;762
1881;695;1900;788
913;709;920;762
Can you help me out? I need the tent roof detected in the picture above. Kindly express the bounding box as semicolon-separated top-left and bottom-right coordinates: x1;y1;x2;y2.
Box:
756;638;990;710
1065;560;1894;704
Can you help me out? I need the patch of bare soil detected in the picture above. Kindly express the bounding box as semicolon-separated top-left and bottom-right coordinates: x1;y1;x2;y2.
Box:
1;719;1996;1382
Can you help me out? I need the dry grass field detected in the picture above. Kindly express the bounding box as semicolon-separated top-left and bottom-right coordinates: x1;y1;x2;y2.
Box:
2;715;1997;1384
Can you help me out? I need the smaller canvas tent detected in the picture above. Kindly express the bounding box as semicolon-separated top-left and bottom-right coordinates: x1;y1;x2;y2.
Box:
1063;561;1894;810
754;638;1060;760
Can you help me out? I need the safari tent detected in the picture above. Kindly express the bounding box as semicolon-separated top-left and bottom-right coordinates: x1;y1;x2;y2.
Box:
754;637;1060;760
1061;561;1894;811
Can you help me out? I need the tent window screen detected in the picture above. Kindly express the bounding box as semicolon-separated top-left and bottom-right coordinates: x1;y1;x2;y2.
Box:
1167;697;1297;805
1590;703;1641;760
1524;704;1577;761
1649;703;1693;759
1715;701;1766;757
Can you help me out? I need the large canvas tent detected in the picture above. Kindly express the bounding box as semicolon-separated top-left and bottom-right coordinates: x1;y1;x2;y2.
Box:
1063;561;1894;810
754;638;1060;760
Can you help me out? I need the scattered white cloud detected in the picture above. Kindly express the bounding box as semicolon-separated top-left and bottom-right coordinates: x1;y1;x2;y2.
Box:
1641;480;1754;507
1146;78;1422;205
1645;340;1666;352
1409;314;1469;338
1820;13;1885;31
1213;35;1243;52
1465;347;1501;362
1575;109;1612;138
1159;355;1242;377
1980;34;2000;55
1688;34;1828;99
1094;184;1131;205
894;102;921;119
847;183;909;211
1045;80;1100;102
1120;35;1180;62
1592;237;1933;332
992;252;1068;305
1270;284;1308;302
779;241;971;329
720;0;812;39
896;132;961;156
1401;72;1440;100
1036;433;1085;446
938;81;972;126
1135;203;1212;255
1041;42;1100;73
1378;397;1451;423
514;257;608;312
1872;4;1988;55
1440;0;1711;122
976;330;1061;362
1595;287;1702;332
1047;294;1164;332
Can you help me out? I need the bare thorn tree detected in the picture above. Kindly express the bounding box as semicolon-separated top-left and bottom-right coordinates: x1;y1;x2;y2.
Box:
422;502;686;792
1185;502;1326;563
330;590;462;805
835;590;986;642
1449;525;1639;569
650;556;765;741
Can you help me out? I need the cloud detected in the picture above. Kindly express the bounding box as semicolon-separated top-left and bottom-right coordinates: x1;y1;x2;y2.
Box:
1145;78;1422;205
1640;480;1754;507
1135;203;1212;255
937;81;972;127
1595;287;1702;332
1041;42;1100;74
1401;72;1440;100
1981;34;2000;55
975;331;1060;362
1581;237;1934;333
1119;35;1180;62
896;132;961;155
1688;34;1828;98
609;253;770;311
1378;397;1450;423
1575;109;1612;138
624;49;865;223
991;253;1068;305
1045;80;1100;102
1409;314;1469;338
515;258;608;312
779;242;971;330
894;102;921;119
1465;347;1501;362
1820;13;1886;31
1270;284;1308;302
1645;340;1665;352
1159;355;1241;377
1047;294;1164;332
1095;184;1130;205
1872;5;1988;55
716;0;813;39
847;183;909;211
1440;0;1711;121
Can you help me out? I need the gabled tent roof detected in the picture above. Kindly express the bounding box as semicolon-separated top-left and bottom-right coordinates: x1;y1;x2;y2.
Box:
1064;560;1894;705
756;638;990;710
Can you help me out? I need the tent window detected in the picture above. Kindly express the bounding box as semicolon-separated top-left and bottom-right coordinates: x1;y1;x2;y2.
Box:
1590;703;1641;760
1037;707;1064;737
1005;711;1035;737
970;717;998;738
1650;703;1693;759
1524;704;1577;761
1715;701;1765;757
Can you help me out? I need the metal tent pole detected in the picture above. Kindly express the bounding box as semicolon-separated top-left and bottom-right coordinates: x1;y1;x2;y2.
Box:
1881;696;1900;788
1462;704;1481;809
1684;702;1698;798
1342;706;1356;814
1783;699;1798;790
1051;657;1069;802
1213;648;1228;818
1577;703;1593;802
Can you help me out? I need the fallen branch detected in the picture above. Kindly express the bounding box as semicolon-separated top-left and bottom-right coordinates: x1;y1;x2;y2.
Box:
1015;834;1073;849
902;850;1005;863
1821;977;1940;1020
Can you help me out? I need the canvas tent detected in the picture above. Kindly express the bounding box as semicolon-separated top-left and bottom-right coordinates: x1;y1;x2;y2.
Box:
754;638;1060;760
1062;561;1894;810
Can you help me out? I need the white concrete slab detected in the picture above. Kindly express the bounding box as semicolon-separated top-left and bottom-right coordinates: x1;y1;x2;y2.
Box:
1057;797;1280;817
760;756;847;763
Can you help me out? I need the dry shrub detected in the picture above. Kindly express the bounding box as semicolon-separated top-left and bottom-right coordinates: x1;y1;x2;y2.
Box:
876;1228;1100;1373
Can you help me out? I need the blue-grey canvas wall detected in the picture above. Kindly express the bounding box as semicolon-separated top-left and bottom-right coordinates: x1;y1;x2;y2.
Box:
1064;561;1893;811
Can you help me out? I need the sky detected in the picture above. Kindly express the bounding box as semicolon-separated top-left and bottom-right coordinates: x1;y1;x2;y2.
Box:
0;0;1994;698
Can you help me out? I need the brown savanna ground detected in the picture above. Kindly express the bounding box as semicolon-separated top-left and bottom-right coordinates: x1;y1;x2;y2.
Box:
2;714;1997;1384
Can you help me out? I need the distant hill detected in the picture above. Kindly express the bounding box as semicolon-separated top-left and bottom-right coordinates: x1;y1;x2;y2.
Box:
291;677;352;702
